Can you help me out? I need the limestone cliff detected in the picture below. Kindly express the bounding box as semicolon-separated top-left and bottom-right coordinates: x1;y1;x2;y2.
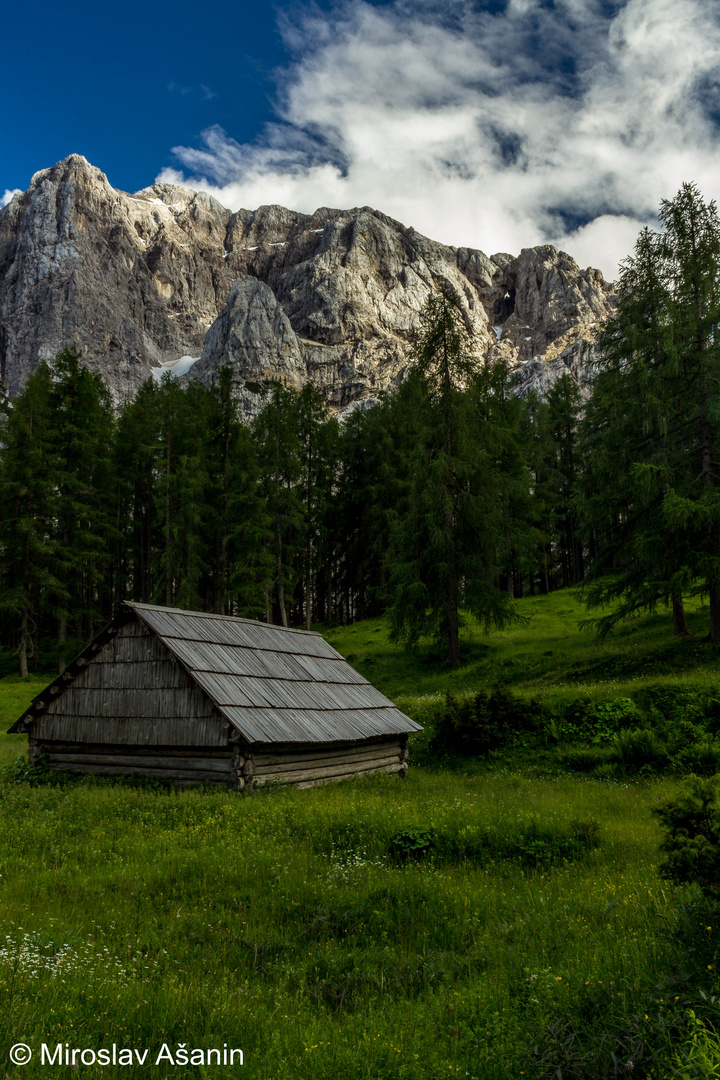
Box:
0;155;616;409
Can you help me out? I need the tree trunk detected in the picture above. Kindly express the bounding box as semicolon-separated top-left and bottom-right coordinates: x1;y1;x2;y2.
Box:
18;609;29;679
672;593;690;637
216;537;228;616
709;577;720;643
305;535;312;632
165;442;172;607
445;504;461;667
275;511;288;627
58;612;68;672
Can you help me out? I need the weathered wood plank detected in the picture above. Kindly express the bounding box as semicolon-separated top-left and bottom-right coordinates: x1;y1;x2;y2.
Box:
253;741;401;771
296;762;403;789
255;754;404;785
45;762;235;783
46;753;233;773
34;716;229;746
255;751;401;778
76;661;191;691
252;742;398;766
36;742;232;759
118;620;152;638
99;633;170;664
46;688;215;719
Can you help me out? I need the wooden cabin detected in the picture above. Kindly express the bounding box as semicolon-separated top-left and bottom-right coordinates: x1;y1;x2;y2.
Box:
9;603;421;789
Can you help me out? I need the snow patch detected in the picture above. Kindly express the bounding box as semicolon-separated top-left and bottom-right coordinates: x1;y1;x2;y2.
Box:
493;326;502;341
151;355;201;381
129;197;168;210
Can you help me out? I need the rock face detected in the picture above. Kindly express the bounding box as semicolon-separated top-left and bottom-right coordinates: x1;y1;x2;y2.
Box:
0;155;616;409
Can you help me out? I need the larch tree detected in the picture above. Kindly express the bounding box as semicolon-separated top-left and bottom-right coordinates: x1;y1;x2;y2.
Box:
579;184;720;639
386;289;520;666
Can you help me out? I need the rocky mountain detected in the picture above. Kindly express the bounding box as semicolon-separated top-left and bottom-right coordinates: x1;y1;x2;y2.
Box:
0;155;616;412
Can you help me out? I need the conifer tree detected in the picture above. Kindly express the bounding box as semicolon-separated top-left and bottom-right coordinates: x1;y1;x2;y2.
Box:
253;383;303;626
386;290;519;666
205;368;272;617
47;347;115;661
580;184;720;639
0;364;58;675
154;376;211;610
293;384;339;628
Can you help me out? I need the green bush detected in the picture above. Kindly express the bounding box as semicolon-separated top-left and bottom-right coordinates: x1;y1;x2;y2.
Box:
673;739;720;778
431;686;542;756
653;776;720;897
387;826;436;862
1;754;64;786
671;1010;720;1079
612;728;669;774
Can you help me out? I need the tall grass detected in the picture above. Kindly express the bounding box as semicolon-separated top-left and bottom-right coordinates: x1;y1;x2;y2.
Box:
0;768;711;1078
0;593;718;1076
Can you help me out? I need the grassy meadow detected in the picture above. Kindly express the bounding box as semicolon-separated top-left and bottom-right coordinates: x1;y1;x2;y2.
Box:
0;591;719;1078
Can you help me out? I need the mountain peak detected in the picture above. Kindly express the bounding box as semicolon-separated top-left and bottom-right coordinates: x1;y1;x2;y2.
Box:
0;156;616;409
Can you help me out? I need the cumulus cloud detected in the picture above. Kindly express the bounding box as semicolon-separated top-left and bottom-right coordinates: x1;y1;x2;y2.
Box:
158;0;720;280
1;189;21;209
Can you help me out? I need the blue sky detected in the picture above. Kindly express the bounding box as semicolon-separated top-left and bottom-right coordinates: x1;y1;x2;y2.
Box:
3;0;720;278
1;0;318;195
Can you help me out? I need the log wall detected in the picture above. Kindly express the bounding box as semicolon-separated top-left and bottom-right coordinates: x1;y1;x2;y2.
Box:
30;735;409;790
250;735;408;789
31;741;239;786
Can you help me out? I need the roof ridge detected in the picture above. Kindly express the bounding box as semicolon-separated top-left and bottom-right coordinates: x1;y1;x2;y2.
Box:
123;601;323;637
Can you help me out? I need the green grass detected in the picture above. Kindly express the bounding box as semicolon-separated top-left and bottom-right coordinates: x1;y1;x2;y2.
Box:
321;590;720;716
0;593;718;1077
0;674;49;767
0;765;709;1079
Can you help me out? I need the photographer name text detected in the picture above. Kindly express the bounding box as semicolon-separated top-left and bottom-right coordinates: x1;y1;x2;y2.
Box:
8;1042;243;1067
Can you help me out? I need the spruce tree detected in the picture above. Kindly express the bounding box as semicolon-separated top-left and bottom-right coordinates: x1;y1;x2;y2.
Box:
47;347;115;661
205;368;272;618
386;291;519;666
580;184;720;639
253;383;303;626
295;384;339;629
0;364;58;675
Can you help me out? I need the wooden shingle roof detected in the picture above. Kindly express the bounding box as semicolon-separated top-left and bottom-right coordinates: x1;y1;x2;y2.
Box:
12;603;421;746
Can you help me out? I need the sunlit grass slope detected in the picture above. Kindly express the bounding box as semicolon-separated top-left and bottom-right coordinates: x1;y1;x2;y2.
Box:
322;589;719;714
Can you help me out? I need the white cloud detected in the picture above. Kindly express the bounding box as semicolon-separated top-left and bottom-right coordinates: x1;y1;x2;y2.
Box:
157;0;720;281
1;189;21;209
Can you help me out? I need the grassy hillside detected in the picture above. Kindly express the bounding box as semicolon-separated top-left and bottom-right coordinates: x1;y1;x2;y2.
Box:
323;589;719;714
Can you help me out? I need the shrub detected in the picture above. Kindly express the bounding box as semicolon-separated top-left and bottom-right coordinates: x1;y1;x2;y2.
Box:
387;826;436;862
431;686;542;756
585;698;645;743
671;1010;720;1078
612;728;669;774
653;776;720;897
440;818;600;868
673;739;720;778
1;754;64;786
